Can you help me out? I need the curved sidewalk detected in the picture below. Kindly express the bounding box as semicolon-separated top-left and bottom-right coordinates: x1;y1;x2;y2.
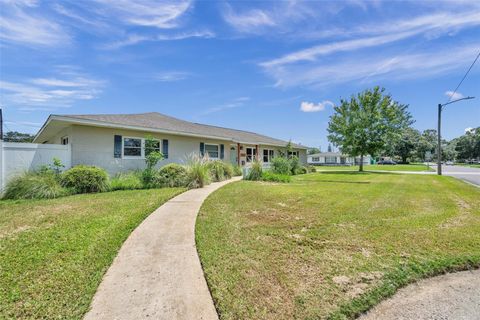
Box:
84;177;242;320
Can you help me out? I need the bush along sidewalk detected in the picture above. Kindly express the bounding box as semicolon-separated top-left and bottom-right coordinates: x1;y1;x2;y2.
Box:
244;155;309;183
2;153;240;200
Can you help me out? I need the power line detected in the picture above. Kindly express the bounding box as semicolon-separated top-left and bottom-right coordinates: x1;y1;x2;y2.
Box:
446;50;480;103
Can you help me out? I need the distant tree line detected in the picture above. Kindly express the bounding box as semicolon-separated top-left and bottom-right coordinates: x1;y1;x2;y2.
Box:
2;131;35;143
383;126;480;163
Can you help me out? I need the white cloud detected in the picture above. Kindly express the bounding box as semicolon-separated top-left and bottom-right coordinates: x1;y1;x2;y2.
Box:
261;11;480;68
103;30;215;49
263;42;480;88
0;71;105;110
465;127;474;133
90;0;192;29
445;91;464;101
0;1;70;46
154;71;191;82
300;101;333;112
222;4;276;33
262;32;417;68
202;97;250;115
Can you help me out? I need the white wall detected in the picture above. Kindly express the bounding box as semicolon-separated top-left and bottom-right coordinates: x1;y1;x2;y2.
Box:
0;141;71;191
62;125;234;175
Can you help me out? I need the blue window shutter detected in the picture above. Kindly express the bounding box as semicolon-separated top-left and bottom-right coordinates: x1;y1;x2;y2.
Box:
114;135;122;158
220;144;224;159
162;139;169;159
200;142;205;156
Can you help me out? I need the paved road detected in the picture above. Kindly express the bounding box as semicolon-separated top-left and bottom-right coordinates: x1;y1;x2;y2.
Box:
360;269;480;320
435;165;480;186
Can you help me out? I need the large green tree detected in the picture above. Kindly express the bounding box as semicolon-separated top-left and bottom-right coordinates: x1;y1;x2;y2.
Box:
455;127;480;161
389;127;421;163
328;87;413;171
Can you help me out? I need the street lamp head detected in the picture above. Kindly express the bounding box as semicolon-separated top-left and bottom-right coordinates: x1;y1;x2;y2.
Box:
441;96;475;108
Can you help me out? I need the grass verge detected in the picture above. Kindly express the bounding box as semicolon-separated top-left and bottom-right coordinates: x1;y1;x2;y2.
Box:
196;172;480;319
0;187;185;319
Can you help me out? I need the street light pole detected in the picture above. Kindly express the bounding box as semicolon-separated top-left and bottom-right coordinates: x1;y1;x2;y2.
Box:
437;103;442;175
437;96;475;175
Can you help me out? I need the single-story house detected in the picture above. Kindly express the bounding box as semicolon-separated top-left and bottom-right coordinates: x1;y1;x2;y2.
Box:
33;112;307;174
307;152;372;166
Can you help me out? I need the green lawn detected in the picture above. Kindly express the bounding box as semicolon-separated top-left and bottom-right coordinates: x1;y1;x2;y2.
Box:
316;164;433;172
196;172;480;319
0;188;185;319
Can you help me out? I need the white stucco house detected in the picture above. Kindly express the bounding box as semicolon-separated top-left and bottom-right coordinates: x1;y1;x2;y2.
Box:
32;112;308;174
307;152;371;166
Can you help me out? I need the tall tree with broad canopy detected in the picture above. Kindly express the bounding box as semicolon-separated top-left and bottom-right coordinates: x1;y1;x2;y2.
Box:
391;127;422;163
327;87;413;171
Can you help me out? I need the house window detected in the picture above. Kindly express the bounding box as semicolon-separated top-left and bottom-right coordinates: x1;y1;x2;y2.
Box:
205;144;219;159
246;147;256;162
263;149;274;162
145;139;160;156
288;151;298;158
61;136;69;145
326;156;337;163
123;137;142;157
312;157;320;162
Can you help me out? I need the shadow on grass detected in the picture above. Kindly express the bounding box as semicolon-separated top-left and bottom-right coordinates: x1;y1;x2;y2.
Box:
317;171;397;175
318;180;371;184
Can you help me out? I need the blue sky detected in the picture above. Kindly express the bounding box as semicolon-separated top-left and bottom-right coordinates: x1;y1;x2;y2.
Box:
0;0;479;149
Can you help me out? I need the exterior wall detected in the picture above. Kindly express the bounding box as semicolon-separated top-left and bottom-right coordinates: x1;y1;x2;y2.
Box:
0;141;71;191
47;126;73;145
59;125;233;175
41;124;308;175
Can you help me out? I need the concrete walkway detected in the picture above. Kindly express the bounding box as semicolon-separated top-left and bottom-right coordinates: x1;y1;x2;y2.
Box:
84;177;242;320
360;269;480;320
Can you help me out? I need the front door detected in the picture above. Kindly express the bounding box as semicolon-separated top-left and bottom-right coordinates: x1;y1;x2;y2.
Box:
230;145;237;165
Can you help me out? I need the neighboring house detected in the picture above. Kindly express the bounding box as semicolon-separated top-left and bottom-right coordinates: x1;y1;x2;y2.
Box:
33;112;307;174
307;152;371;166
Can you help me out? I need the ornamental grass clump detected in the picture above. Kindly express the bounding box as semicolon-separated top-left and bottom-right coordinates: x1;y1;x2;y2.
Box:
223;162;234;179
232;164;243;176
186;154;211;188
245;159;263;181
208;160;226;182
2;171;68;200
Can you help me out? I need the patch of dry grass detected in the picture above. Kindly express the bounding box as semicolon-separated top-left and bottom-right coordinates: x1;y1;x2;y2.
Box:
196;172;480;319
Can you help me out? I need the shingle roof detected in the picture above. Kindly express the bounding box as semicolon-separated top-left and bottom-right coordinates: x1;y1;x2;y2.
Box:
57;112;307;149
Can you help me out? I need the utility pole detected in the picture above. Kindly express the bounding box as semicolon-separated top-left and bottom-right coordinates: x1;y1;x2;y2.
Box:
437;104;442;175
437;96;474;175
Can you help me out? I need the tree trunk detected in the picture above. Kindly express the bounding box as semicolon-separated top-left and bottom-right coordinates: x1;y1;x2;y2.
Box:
359;154;364;172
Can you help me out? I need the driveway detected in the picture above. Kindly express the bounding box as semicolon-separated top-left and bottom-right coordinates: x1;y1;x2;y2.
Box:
360;269;480;320
84;177;242;320
435;165;480;186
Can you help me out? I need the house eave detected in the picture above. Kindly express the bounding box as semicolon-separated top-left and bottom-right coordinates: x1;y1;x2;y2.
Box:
34;115;308;149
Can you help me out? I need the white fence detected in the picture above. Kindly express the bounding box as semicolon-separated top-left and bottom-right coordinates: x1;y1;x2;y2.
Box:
0;141;71;191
